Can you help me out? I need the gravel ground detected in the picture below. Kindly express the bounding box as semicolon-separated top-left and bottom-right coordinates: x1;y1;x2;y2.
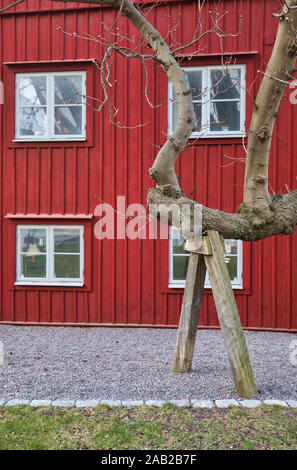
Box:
0;326;296;401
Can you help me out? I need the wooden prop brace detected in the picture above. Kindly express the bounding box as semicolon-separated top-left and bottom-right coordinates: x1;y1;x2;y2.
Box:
173;230;258;399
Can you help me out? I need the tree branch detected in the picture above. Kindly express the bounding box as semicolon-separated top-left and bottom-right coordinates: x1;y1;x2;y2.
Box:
147;186;297;241
243;0;297;226
0;0;25;13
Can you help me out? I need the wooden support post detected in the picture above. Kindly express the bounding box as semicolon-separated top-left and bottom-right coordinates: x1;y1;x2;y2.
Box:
172;251;206;372
204;231;258;398
172;230;258;399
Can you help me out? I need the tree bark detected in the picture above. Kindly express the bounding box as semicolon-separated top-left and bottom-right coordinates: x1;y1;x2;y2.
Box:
147;186;297;240
242;0;297;229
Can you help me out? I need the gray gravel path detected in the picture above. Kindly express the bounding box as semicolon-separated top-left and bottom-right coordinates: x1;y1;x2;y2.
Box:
0;326;296;400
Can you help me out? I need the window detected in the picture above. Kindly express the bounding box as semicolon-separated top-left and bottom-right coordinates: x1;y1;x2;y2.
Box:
168;65;246;138
16;225;84;286
15;71;86;141
169;227;242;289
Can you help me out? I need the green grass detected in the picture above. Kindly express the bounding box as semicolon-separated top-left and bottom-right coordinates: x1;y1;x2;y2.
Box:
0;404;296;450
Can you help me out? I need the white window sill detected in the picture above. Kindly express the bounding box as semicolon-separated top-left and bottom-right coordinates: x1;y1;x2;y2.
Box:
167;130;246;140
168;283;243;290
188;132;246;139
15;281;84;287
13;138;86;143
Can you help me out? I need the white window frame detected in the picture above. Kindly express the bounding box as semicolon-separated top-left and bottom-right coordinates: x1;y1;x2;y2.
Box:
15;71;86;141
168;64;246;138
168;227;243;289
15;225;84;286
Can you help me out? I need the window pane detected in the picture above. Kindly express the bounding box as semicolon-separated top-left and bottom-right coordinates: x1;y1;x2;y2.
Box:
54;229;80;253
19;107;47;136
21;255;46;278
170;81;202;132
54;75;83;104
173;256;189;281
18;76;47;106
224;239;238;254
172;232;187;255
209;101;240;132
20;228;47;253
193;103;202;132
172;101;201;132
210;68;241;100
225;255;238;282
54;106;82;135
186;70;203;100
54;255;80;278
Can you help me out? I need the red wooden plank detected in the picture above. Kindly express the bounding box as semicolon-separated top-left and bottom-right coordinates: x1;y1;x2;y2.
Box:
26;291;39;322
27;149;39;214
64;11;77;61
51;291;64;323
15;148;27;214
15;14;26;62
26;12;38;61
38;13;51;61
167;293;179;326
38;291;50;322
77;291;88;323
51;148;64;214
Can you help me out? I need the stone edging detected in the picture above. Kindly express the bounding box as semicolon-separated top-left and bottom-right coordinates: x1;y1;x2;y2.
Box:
0;398;296;408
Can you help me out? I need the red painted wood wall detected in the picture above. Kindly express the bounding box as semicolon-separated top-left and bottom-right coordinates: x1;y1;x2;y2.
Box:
0;0;296;330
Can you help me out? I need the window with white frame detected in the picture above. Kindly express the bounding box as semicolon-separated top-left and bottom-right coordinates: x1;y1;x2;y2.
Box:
16;225;84;286
169;227;242;289
15;71;86;140
168;65;246;138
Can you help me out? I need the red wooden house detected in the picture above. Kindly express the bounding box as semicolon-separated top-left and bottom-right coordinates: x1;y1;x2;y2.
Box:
0;0;296;331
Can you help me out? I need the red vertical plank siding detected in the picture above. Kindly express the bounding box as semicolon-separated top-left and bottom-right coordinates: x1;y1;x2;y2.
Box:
27;149;39;214
16;15;26;62
64;148;74;214
261;238;274;329
198;296;207;328
51;148;64;214
38;14;51;61
39;291;51;323
0;0;296;331
26;13;38;62
50;291;63;323
63;12;75;60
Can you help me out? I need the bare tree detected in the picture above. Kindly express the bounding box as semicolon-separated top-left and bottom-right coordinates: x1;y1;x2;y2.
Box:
2;0;297;240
